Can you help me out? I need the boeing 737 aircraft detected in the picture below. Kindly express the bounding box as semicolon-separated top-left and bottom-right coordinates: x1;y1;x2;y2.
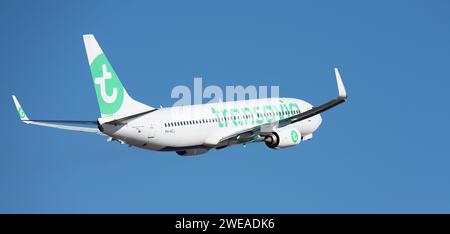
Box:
12;34;347;156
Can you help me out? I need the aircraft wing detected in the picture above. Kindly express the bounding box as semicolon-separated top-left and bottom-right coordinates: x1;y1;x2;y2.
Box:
12;95;103;135
216;68;348;146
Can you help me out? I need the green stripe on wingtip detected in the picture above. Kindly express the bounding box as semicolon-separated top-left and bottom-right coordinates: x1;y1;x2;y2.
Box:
18;107;26;120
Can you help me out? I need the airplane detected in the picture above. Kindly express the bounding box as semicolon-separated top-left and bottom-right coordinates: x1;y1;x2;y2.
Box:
12;34;347;156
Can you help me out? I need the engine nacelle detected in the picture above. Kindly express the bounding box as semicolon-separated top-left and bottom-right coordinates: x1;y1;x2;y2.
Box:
264;127;301;149
176;148;209;156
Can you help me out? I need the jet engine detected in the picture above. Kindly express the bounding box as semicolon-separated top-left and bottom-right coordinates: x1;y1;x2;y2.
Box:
264;127;301;149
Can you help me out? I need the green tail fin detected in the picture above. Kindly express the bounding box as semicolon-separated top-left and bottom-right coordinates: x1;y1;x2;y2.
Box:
83;34;152;117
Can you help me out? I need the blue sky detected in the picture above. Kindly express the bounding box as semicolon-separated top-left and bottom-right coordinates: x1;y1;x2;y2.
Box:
1;0;450;213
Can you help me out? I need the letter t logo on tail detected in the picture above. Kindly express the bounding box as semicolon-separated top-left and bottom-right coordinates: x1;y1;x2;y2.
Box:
83;34;154;117
95;64;117;104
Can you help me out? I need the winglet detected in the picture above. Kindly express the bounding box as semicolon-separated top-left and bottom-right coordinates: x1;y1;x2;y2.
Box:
334;68;347;98
11;95;29;122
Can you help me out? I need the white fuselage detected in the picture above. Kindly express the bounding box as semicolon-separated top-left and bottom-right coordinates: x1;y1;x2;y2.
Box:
12;35;346;156
101;97;322;151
